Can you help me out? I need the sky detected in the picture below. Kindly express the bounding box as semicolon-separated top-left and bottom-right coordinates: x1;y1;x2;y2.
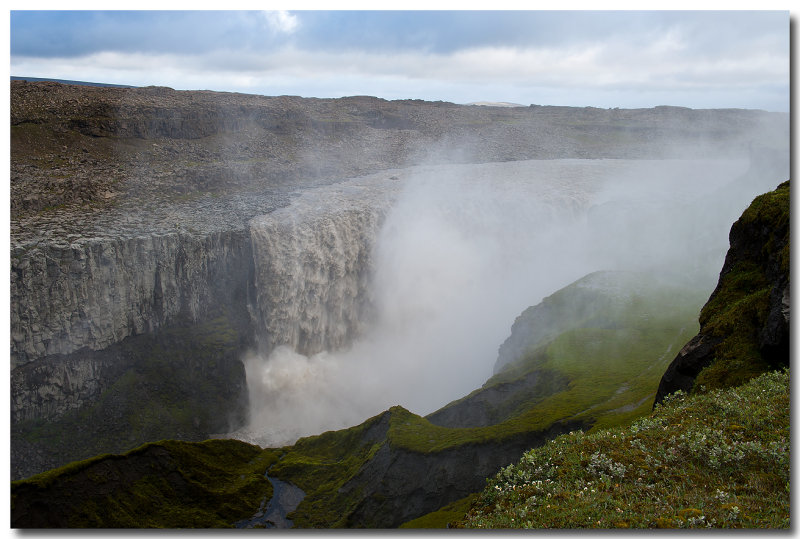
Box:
6;8;793;112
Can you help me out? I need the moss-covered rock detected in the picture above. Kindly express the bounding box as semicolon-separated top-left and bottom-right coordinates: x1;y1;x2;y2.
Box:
11;439;279;528
270;405;587;528
432;271;705;433
654;181;789;403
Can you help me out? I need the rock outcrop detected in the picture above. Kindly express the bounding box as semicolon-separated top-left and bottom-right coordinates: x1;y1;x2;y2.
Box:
331;412;587;528
654;181;790;405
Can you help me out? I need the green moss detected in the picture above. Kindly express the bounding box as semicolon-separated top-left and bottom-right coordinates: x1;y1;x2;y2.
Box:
738;181;790;233
269;411;390;527
486;284;702;435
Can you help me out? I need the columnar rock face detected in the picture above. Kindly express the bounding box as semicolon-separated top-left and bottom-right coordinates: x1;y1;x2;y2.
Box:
249;174;403;356
10;349;113;423
10;230;254;369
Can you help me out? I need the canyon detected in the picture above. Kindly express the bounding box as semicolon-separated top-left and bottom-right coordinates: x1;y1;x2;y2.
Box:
9;80;789;523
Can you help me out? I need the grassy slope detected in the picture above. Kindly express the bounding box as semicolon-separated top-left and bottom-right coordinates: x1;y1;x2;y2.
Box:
454;369;789;529
435;275;704;436
267;410;391;527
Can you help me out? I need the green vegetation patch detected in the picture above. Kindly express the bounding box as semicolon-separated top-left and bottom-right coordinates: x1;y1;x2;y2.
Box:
12;439;279;528
484;281;703;434
455;369;789;529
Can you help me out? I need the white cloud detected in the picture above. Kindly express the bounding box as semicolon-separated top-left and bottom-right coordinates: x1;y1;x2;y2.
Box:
10;30;788;111
261;10;298;34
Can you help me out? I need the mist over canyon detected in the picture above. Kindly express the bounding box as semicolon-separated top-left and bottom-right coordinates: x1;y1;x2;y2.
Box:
9;81;789;481
233;157;770;448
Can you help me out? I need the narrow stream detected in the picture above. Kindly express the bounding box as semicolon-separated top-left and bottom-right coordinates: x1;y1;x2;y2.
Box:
236;470;306;529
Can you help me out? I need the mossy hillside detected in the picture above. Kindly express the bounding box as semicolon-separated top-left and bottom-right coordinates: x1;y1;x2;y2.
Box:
271;403;585;528
12;438;280;528
12;314;250;479
438;279;705;435
455;369;789;529
694;181;789;390
493;271;664;373
395;288;702;527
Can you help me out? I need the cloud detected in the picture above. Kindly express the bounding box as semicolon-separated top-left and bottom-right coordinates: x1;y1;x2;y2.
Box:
262;10;299;34
8;10;790;111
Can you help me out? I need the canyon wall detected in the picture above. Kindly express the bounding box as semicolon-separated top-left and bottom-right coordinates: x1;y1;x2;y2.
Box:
9;177;397;479
10;230;253;368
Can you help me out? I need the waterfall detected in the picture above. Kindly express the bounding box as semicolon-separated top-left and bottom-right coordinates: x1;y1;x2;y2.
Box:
248;172;404;357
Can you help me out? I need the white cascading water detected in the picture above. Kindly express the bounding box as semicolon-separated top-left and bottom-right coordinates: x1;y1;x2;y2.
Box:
232;157;760;448
250;203;386;357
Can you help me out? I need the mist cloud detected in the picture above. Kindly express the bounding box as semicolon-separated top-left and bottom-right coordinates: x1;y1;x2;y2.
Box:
233;152;786;448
